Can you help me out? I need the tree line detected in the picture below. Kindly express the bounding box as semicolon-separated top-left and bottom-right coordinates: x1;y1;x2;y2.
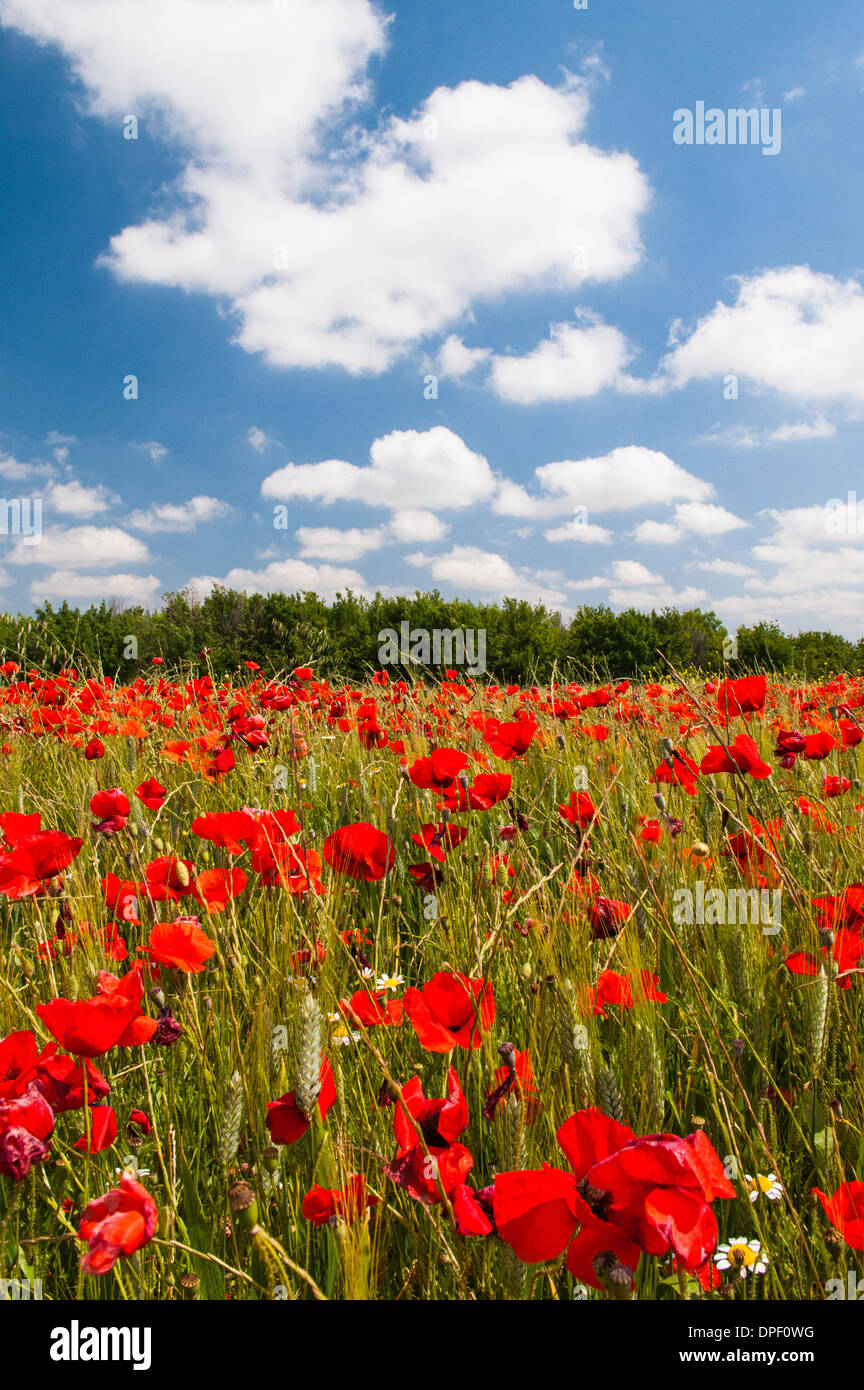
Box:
0;587;858;683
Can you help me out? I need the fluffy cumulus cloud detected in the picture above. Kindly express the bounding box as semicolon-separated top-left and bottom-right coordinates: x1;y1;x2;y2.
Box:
5;525;150;569
126;495;233;531
188;558;369;603
45;480;117;517
568;559;707;610
28;570;161;608
0;1;650;375
631;501;748;544
262;427;496;512
487;314;638;403
662;267;864;403
406;545;568;606
494;446;714;519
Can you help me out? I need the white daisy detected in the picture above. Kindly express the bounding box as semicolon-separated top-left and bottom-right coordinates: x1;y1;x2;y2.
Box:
744;1173;784;1204
376;973;404;992
714;1238;769;1279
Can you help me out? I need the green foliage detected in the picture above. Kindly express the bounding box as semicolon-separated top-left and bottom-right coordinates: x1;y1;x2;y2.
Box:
0;588;859;682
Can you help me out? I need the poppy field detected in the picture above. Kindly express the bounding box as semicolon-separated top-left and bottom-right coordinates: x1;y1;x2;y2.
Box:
2;657;864;1303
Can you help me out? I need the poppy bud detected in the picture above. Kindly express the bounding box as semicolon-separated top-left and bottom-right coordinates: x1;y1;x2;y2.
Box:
261;1144;280;1174
731;1038;746;1059
498;1041;517;1073
556;734;566;749
653;793;667;813
228;1181;259;1232
180;1273;200;1300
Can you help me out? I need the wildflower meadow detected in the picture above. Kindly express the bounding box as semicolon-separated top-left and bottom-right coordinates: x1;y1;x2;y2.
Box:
1;656;863;1313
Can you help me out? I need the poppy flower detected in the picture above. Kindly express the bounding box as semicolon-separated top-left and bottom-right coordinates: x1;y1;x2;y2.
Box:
403;971;496;1052
0;830;83;898
74;1106;118;1153
558;792;599;829
37;967;155;1058
451;1182;494;1236
394;1066;469;1151
134;778;166;811
302;1175;379;1226
822;776;851;798
652;748;699;795
410;822;468;863
588;896;632;940
90;788;130;834
717;675;766;717
386;1139;476;1204
138;919;216;973
586;970;667;1018
0;1084;54;1180
813;1181;864;1248
191;810;259;855
812;885;864;932
31;1048;110;1113
145;856;197;902
84;738;105;760
484;719;538;761
408;749;468;791
442;772;512;812
339;990;403;1028
322;822;394;881
194;867;248;913
78;1174;158;1275
266;1058;337;1145
484;1047;539;1122
494;1164;593;1263
700;733;772;779
785;929;864;989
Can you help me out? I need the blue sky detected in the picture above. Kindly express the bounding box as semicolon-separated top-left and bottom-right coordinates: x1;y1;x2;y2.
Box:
1;0;863;632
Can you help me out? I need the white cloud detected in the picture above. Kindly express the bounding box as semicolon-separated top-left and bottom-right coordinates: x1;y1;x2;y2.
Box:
694;559;758;577
631;520;682;545
662;267;864;402
139;440;168;462
46;480;116;517
188;558;368;603
494;445;713;518
6;525;150;569
388;509;448;543
126;495;232;531
488;314;635;403
262;427;496;511
294;525;388;561
437;336;492;380
672;501;748;536
0;3;650;375
544;517;614;544
0;453;54;482
247;427;270;454
406;545;567;606
632;501;747;545
29;570;161;608
694;416;836;447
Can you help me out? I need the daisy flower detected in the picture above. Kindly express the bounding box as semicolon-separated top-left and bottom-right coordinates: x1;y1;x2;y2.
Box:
745;1173;783;1204
376;973;405;992
327;1013;360;1046
714;1238;769;1279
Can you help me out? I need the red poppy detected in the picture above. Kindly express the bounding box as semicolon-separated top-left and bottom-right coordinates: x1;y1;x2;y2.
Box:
138;919;216;973
717;675;766;717
408;749;468;791
403;971;496;1051
410;822;468;863
134;778;166;811
394;1066;469;1151
587;969;667;1018
194;866;248;913
340;990;403;1028
322;822;394;881
485;718;538;761
191;810;259;854
785;928;864;989
700;733;772;779
37;967;155;1057
302;1175;379;1227
0;1084;54;1180
74;1106;118;1153
266;1058;337;1145
813;1181;864;1249
558;791;599;828
145;856;197;902
78;1174;158;1275
90;788;130;834
0;830;82;898
588;896;632;939
442;772;512;812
